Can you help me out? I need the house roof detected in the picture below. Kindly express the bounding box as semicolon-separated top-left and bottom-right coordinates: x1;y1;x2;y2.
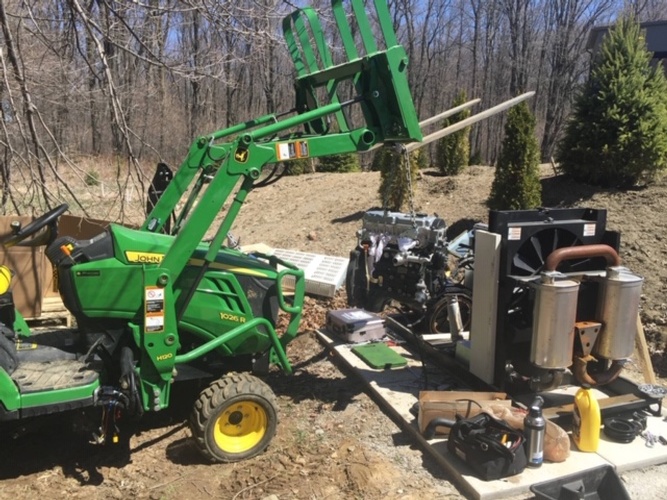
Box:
587;19;667;58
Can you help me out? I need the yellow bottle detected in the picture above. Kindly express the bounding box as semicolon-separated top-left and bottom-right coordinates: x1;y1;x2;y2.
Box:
572;384;601;452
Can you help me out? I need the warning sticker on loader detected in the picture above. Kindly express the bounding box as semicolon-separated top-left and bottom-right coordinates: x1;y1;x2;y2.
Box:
145;315;164;332
276;140;309;161
145;286;165;332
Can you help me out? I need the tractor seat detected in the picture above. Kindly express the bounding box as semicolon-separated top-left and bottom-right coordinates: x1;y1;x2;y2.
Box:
46;231;114;268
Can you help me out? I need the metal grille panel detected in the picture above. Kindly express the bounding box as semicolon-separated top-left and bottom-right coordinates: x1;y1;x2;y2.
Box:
273;249;348;298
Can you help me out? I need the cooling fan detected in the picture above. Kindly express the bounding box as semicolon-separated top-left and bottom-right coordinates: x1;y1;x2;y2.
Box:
512;228;585;276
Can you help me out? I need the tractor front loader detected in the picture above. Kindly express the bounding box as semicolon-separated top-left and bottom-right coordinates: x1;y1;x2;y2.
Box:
0;0;423;462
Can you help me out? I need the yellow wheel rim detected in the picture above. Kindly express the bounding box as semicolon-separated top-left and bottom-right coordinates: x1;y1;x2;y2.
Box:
213;401;268;453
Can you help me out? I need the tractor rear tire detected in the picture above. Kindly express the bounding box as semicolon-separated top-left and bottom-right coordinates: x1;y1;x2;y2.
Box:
189;372;278;463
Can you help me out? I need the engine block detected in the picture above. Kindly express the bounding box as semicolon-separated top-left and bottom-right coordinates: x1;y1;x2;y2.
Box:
358;210;447;250
347;210;448;312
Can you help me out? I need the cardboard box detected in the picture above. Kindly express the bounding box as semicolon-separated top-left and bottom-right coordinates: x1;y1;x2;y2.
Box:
59;214;110;241
418;390;511;436
0;246;45;318
0;216;45;317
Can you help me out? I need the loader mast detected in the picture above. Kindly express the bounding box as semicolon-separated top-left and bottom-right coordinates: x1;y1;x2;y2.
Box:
141;0;422;281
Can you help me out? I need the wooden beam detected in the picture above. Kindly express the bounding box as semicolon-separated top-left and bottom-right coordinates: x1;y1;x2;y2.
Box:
635;314;657;385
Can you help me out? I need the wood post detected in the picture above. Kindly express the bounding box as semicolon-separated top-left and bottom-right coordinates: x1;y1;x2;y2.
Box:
635;314;657;385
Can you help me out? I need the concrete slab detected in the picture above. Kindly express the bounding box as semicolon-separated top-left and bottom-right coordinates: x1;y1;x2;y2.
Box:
597;420;667;472
317;330;667;499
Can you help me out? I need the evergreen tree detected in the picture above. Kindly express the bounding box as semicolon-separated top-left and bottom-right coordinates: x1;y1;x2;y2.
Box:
376;146;420;211
317;153;361;173
283;158;312;175
435;91;471;175
469;150;482;166
413;147;428;170
556;17;667;187
487;102;542;210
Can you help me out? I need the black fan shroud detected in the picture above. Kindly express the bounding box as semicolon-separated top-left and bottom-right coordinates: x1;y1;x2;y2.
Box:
510;228;608;277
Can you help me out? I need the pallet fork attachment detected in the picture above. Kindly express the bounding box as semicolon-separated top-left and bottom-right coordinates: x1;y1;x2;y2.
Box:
283;0;422;142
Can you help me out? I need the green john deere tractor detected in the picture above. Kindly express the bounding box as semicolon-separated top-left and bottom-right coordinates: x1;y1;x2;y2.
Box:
0;0;422;462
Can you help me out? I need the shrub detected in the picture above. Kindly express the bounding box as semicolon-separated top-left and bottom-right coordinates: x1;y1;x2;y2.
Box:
487;102;542;210
556;17;667;187
85;170;100;187
317;153;360;173
376;146;420;211
283;158;312;175
435;90;471;175
469;150;482;166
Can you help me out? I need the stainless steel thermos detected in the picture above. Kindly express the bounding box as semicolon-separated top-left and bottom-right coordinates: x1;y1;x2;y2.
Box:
524;396;546;467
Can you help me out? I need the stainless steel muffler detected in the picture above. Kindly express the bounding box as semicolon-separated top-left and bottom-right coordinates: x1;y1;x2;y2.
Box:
530;272;579;369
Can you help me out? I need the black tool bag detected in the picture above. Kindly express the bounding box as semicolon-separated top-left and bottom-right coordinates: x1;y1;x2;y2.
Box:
447;412;527;481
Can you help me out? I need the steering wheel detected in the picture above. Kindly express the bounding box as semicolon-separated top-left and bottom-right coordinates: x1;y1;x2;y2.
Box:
1;203;69;248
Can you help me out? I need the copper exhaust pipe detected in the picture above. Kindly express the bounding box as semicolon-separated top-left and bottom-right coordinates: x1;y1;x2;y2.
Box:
573;356;625;387
545;244;620;272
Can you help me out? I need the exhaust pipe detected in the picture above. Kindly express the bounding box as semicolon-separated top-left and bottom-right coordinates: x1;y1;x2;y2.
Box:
544;244;620;271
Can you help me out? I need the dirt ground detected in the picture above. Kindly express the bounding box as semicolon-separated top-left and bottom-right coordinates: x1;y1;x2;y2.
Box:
2;165;667;499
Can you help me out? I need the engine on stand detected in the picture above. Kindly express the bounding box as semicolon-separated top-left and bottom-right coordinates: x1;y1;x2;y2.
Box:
346;210;472;336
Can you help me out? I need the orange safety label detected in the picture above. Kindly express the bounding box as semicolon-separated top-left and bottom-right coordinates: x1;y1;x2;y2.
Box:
145;286;165;333
276;140;309;161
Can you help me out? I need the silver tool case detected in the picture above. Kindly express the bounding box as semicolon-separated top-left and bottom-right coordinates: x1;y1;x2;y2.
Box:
326;308;386;343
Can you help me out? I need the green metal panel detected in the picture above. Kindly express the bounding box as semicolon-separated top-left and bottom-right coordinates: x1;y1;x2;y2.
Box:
113;224;175;258
187;248;276;279
20;380;99;408
350;0;379;54
332;1;359;60
71;263;144;318
139;267;179;381
0;368;19;411
12;310;30;337
176;250;289;356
